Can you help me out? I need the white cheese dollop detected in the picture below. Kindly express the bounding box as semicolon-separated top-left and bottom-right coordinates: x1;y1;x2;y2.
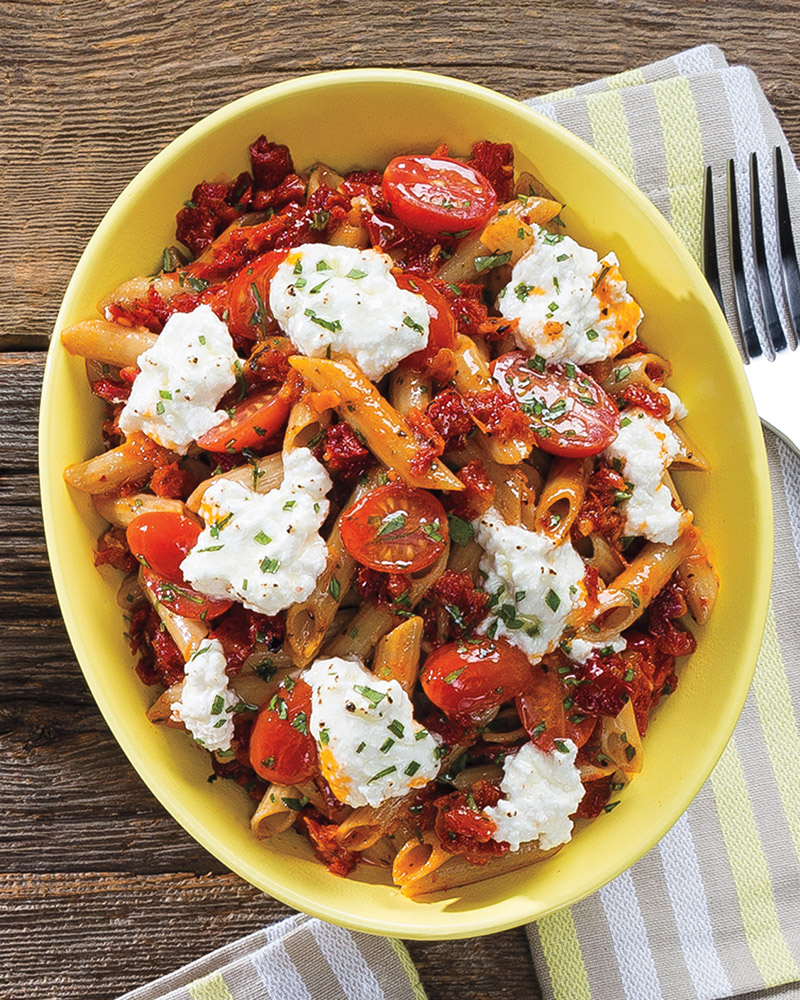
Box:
474;510;587;660
118;305;239;454
604;410;686;545
485;739;584;851
566;635;627;665
171;638;237;752
497;229;642;364
269;244;430;380
180;447;331;616
305;656;440;808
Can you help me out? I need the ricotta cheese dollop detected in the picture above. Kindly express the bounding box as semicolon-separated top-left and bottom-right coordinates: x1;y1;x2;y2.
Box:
180;447;331;616
604;409;686;545
565;635;627;665
118;305;239;454
485;739;585;851
171;638;237;753
474;510;587;660
305;656;440;808
497;229;642;365
269;244;430;380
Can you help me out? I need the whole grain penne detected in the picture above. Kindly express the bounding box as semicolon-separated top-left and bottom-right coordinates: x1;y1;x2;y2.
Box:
289;355;464;492
534;457;591;542
61;319;158;367
186;452;283;511
372;616;423;694
64;436;173;494
94;492;185;529
389;367;433;416
251;784;302;840
140;567;209;659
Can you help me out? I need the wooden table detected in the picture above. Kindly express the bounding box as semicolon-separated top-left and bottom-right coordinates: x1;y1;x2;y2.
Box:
3;3;799;997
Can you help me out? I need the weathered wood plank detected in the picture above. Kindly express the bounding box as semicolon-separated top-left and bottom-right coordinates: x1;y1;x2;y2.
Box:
2;1;799;348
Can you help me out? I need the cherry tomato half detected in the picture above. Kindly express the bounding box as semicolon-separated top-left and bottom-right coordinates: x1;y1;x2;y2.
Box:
492;351;620;457
224;250;289;340
127;511;201;584
516;660;596;751
249;678;318;784
339;482;448;573
421;637;532;720
141;567;233;621
382;155;497;236
395;273;457;371
196;386;291;453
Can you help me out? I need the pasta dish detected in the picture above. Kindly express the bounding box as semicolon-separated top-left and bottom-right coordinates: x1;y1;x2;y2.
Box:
61;136;717;896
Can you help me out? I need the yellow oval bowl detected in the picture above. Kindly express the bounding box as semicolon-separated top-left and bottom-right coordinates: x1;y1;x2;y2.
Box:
39;69;772;939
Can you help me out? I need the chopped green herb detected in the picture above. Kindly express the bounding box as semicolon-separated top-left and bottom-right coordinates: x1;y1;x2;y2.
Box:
474;251;512;273
210;695;225;716
556;253;569;262
553;739;569;753
304;308;341;333
291;712;308;736
388;720;405;739
368;765;397;784
422;520;443;542
403;315;425;333
282;795;310;811
380;737;395;753
354;685;386;709
377;511;406;537
254;530;272;545
623;588;641;609
329;576;340;600
260;556;280;574
447;514;474;547
514;281;534;301
603;800;621;813
586;329;599;341
186;275;209;293
545;589;561;613
415;730;429;741
405;761;421;776
527;354;546;373
310;209;331;231
615;365;632;383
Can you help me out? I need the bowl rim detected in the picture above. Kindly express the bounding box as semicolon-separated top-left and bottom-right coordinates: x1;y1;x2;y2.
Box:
39;66;773;938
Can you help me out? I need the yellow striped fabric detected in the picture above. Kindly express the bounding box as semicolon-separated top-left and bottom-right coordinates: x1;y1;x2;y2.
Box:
187;974;235;1000
536;908;592;1000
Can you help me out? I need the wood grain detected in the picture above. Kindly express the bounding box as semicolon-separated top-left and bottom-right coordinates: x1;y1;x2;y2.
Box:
2;0;799;350
3;4;799;996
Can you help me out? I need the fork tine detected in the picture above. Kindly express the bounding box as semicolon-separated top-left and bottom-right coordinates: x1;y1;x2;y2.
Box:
749;152;788;353
702;166;725;313
727;159;762;359
774;146;800;344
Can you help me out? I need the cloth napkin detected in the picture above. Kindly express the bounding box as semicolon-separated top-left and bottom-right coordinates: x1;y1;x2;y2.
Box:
525;45;800;1000
115;46;800;1000
117;914;427;1000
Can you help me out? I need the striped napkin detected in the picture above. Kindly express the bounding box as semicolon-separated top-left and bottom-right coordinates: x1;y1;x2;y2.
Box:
117;914;426;1000
526;45;800;1000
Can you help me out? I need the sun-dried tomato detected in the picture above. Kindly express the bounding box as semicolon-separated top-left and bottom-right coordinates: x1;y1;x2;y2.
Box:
619;383;670;419
176;174;254;257
434;780;508;863
617;337;650;359
361;208;443;276
209;603;286;677
571;652;630;718
91;376;131;404
300;811;358;877
464;140;515;203
354;567;411;609
419;569;490;646
445;459;495;521
323;422;373;481
94;528;137;574
251;172;306;212
128;604;185;688
647;576;697;658
340;169;386;208
246;337;297;387
104;285;200;335
464;388;531;444
426;388;473;451
572;463;628;544
249;136;294;191
406;406;445;476
149;462;197;500
573;776;613;819
274;185;351;251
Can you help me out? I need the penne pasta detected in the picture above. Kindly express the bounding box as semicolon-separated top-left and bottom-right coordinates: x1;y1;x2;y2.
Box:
140;567;209;659
389;367;433;416
186;452;283;511
534;457;591;542
64;435;173;495
289;355;464;492
677;534;719;625
95;492;185;529
372;616;423;694
251;784;302;840
61;319;158;367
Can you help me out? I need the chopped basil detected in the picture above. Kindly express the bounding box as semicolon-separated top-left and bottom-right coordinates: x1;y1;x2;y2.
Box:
474;251;512;273
603;800;621;813
615;365;632;383
186;275;209;293
368;765;397;783
254;530;272;545
380;738;395;753
346;268;367;279
291;712;308;736
545;589;561;613
447;514;474;547
329;576;340;601
210;695;225;716
404;761;421;776
310;209;331;231
586;329;599;341
514;281;534;301
319;728;330;745
260;556;280;574
354;685;386;709
403;314;425;333
282;795;310;811
623;588;641;609
422;520;443;542
304;308;341;333
553;739;569;753
376;511;406;537
388;719;405;739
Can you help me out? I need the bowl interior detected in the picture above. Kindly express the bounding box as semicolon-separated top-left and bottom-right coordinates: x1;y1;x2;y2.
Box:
39;69;771;938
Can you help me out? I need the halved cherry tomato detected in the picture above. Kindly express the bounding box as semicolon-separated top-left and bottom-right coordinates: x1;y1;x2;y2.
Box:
224;250;289;339
395;273;457;370
196;386;291;453
127;511;201;584
382;155;497;236
141;567;233;621
516;660;596;751
339;482;448;573
421;637;532;720
249;678;318;784
492;351;620;457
